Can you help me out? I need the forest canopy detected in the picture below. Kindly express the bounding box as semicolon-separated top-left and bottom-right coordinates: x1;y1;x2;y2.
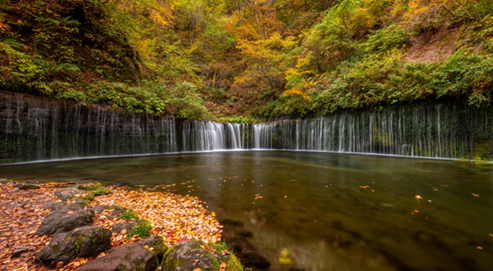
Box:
1;0;493;121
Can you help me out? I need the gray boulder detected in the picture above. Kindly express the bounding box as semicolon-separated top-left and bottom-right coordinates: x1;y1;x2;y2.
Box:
36;226;111;268
110;222;136;234
78;243;158;271
160;241;227;271
54;187;86;201
42;201;67;211
11;245;36;257
36;209;95;237
90;204;110;214
18;183;40;190
43;199;88;213
136;236;168;260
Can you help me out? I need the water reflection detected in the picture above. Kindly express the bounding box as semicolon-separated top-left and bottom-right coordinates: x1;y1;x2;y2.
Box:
1;151;492;271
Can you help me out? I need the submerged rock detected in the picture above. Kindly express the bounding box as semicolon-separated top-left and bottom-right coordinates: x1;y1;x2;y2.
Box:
225;237;270;269
36;209;95;236
36;226;111;268
78;242;158;271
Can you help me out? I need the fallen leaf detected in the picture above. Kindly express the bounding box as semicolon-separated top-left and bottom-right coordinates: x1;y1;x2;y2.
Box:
220;262;227;271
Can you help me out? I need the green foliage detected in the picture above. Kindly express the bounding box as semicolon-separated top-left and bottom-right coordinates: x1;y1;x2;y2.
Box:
364;25;411;53
2;0;493;121
217;116;260;124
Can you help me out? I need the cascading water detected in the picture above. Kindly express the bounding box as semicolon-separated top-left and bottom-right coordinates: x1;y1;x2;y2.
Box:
0;91;176;163
251;103;491;159
181;120;249;151
1;90;491;163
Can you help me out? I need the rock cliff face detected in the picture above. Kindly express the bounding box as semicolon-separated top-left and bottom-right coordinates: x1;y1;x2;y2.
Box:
1;90;492;163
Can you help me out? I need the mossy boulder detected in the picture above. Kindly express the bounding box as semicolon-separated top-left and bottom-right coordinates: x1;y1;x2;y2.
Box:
36;226;111;268
43;200;87;212
160;240;239;271
90;204;110;214
136;236;168;261
78;242;159;271
93;187;112;196
54;187;86;201
36;208;95;237
78;182;102;191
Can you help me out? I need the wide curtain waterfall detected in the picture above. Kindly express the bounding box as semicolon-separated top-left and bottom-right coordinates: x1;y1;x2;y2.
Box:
253;104;489;158
0;91;176;163
1;90;491;163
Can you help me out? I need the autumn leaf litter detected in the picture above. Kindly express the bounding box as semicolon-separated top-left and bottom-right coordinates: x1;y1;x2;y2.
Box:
0;181;223;270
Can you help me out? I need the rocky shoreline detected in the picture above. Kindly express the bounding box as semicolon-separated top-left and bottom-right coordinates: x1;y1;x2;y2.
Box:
0;179;254;271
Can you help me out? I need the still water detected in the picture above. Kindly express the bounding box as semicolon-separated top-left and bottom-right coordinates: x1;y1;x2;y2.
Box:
1;151;492;271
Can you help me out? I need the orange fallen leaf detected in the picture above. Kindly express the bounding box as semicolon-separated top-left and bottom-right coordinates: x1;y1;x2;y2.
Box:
193;269;201;271
220;262;227;271
477;246;483;250
56;261;64;268
472;193;479;197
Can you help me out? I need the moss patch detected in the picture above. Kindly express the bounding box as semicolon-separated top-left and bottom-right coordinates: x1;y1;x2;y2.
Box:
79;183;102;191
130;220;152;238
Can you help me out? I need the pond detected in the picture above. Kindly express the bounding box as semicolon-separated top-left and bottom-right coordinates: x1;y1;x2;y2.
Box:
1;151;492;271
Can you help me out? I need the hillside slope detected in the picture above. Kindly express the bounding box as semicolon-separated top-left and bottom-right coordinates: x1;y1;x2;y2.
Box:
1;0;493;121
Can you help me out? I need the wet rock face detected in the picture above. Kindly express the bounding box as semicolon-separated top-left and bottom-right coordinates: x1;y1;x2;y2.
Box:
36;226;111;268
36;208;95;237
161;241;227;271
78;243;158;271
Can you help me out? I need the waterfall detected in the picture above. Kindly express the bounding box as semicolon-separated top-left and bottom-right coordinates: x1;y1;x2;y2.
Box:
1;90;491;163
0;91;177;163
250;104;491;159
182;120;249;151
